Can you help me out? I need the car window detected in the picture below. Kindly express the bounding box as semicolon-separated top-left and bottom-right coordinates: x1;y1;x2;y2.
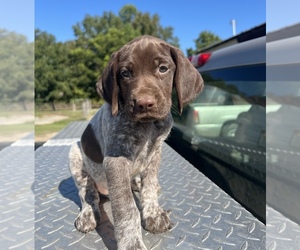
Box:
173;64;266;139
169;40;266;221
267;80;300;157
193;85;249;106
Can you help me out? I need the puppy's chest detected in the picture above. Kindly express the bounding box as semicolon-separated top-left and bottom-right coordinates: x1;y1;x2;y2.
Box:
131;137;162;175
130;122;171;175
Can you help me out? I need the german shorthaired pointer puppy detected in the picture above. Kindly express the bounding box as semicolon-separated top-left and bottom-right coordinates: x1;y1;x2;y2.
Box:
69;35;203;249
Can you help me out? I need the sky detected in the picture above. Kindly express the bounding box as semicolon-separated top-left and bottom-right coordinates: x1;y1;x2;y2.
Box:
0;1;299;53
33;0;267;53
0;0;34;39
266;0;300;32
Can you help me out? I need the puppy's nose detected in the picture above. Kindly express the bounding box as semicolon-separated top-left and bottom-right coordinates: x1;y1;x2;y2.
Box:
135;98;155;112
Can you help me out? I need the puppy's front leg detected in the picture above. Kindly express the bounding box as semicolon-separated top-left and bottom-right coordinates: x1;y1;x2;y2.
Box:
104;156;147;250
140;148;173;234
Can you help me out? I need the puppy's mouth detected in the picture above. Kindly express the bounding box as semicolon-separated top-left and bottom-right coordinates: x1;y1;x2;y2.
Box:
125;98;171;122
130;112;166;123
129;107;169;122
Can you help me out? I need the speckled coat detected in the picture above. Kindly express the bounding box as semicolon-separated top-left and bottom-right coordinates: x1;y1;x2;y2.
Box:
69;35;203;250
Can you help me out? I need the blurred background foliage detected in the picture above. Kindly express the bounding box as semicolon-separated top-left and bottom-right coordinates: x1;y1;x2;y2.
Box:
0;29;34;110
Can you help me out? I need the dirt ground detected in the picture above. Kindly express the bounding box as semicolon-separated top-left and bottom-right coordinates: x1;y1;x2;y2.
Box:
0;114;34;125
0;132;31;143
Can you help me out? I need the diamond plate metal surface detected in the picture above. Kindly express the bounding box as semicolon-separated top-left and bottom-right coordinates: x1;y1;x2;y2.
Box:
34;122;265;249
267;146;300;225
51;121;89;139
192;136;266;222
267;205;300;249
0;133;34;250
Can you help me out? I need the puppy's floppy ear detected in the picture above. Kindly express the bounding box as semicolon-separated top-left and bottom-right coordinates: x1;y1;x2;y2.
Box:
96;52;119;116
170;46;204;114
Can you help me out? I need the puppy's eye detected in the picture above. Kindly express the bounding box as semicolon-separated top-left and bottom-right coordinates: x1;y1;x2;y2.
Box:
159;66;168;73
121;70;131;78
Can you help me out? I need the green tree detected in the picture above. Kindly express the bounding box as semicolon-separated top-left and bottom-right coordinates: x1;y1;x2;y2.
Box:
69;4;179;100
71;7;136;100
131;10;179;46
34;5;180;104
0;29;34;110
35;29;72;110
187;31;222;56
73;5;179;46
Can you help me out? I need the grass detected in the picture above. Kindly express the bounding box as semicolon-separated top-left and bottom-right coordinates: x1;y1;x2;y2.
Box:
35;109;98;141
0;110;34;141
0;122;33;135
0;110;32;117
0;108;98;142
35;118;81;137
35;109;88;118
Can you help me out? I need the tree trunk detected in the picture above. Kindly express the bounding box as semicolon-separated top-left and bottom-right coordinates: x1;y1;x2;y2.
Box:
51;101;56;111
22;101;28;111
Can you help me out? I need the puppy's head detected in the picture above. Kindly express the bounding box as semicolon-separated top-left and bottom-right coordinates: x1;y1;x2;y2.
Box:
97;35;204;121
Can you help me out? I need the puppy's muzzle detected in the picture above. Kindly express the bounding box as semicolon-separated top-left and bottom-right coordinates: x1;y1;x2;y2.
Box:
134;97;156;113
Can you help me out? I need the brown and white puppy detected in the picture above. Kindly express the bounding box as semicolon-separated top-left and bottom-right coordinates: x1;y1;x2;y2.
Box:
69;35;203;250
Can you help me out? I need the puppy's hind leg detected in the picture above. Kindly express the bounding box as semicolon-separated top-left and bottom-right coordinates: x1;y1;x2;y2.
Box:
69;142;101;233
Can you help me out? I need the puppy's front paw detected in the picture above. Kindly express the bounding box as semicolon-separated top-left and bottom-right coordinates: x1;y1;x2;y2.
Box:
142;208;173;234
74;207;100;233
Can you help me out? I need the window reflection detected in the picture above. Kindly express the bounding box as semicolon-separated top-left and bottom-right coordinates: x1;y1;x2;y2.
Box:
267;81;300;165
170;65;266;221
173;73;265;144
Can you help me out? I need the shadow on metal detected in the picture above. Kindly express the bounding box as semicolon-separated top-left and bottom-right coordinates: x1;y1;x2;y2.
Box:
59;177;118;249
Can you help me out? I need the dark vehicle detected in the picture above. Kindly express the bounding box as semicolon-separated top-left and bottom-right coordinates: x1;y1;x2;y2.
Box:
168;36;266;222
266;33;300;224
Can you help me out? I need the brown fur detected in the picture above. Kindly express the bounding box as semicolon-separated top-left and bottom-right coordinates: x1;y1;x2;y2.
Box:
69;35;203;250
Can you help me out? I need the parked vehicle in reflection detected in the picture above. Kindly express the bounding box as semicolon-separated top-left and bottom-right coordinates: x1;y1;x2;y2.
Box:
168;35;266;222
266;33;300;224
